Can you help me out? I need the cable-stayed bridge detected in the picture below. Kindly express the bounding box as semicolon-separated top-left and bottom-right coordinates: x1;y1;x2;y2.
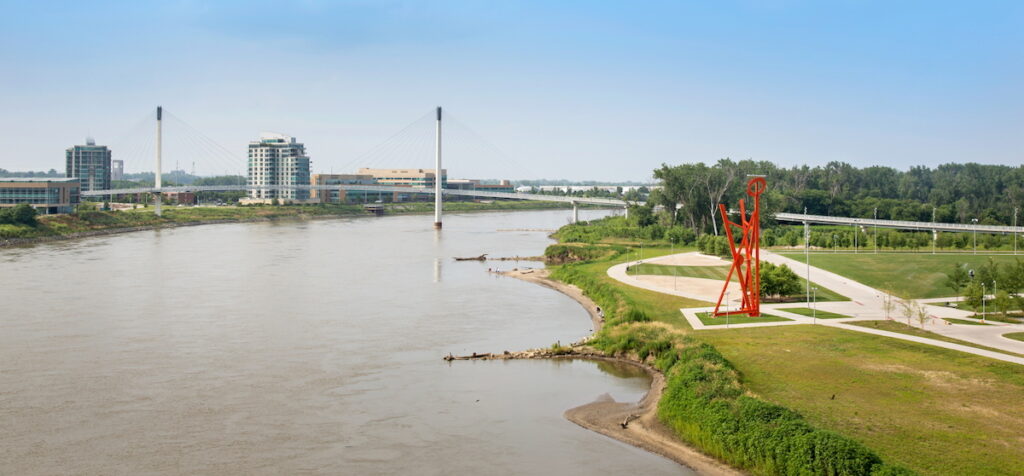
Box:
97;106;633;226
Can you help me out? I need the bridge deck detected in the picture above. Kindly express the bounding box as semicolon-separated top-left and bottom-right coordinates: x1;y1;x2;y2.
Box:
82;185;630;207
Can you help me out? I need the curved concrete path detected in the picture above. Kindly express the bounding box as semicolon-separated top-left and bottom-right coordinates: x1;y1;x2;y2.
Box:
607;251;1024;365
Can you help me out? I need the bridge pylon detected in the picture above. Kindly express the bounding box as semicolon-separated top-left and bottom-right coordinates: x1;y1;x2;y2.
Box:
433;106;442;229
154;105;163;217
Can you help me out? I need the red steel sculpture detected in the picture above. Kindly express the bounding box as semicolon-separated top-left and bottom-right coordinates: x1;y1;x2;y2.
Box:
713;177;766;318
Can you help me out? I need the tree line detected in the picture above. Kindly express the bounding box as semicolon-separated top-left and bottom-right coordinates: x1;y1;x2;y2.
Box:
649;160;1024;236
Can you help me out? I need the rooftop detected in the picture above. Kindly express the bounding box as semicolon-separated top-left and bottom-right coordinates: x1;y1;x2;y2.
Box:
1;177;80;183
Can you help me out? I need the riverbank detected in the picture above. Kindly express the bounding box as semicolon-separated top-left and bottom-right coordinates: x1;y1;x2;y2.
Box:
495;268;739;474
499;268;604;332
0;201;582;248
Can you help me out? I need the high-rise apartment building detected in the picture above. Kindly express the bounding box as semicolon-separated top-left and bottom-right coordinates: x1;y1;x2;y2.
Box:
65;138;111;192
247;132;311;201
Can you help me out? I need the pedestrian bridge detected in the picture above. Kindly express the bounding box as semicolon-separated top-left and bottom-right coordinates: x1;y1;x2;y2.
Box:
81;184;630;207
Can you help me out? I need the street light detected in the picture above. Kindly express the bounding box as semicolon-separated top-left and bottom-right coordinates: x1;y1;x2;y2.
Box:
833;233;837;253
1007;205;1015;253
812;286;818;324
971;218;978;254
726;290;731;329
982;282;986;322
873;207;878;254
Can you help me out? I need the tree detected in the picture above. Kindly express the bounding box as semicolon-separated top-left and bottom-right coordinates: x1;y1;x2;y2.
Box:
881;288;896;320
944;264;969;297
915;301;931;329
964;281;984;309
899;298;915;326
993;290;1012;317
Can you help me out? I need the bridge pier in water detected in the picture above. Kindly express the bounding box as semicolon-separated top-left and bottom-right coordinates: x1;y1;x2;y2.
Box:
571;201;578;224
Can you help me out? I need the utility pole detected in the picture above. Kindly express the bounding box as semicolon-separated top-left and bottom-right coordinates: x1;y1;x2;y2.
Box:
154;106;163;217
433;106;443;229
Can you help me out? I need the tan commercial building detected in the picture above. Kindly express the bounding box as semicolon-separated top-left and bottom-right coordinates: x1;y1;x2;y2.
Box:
357;168;447;188
0;178;80;214
310;173;377;203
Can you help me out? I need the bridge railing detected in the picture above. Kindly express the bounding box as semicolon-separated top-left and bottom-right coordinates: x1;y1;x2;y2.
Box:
775;212;1024;235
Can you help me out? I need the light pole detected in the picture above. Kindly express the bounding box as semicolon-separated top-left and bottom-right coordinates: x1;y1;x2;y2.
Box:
726;290;731;328
1015;207;1018;255
972;218;978;254
853;222;857;254
805;221;811;305
982;282;986;322
833;233;837;253
812;286;818;324
873;207;878;254
932;207;937;255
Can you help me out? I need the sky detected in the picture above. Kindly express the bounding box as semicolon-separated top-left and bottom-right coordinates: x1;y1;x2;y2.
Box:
0;0;1021;182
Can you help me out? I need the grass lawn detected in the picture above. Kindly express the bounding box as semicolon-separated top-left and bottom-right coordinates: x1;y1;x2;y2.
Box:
967;312;1023;324
778;252;1023;299
942;317;990;325
1004;332;1024;342
571;246;711;329
632;263;849;302
699;324;1024;476
777;307;851;319
554;244;1024;475
846;320;1024;358
695;311;790;326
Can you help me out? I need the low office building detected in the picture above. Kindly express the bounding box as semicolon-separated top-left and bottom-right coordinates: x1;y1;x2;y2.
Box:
357;168;446;189
310;173;377;203
446;179;515;194
0;178;80;214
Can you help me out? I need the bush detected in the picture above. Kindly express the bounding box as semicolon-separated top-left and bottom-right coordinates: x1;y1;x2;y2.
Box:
0;204;38;226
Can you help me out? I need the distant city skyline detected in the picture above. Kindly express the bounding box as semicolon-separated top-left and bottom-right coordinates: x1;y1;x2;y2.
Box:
0;1;1021;181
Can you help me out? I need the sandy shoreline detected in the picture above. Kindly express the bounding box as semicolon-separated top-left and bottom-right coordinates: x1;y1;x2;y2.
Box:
498;268;741;475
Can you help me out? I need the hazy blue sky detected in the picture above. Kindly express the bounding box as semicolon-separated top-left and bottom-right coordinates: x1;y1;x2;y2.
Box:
1;1;1021;181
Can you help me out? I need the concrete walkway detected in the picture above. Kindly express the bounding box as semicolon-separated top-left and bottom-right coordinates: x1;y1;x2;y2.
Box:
606;251;1024;365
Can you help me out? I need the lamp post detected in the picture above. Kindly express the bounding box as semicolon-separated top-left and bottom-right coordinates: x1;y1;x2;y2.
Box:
833;233;837;253
972;218;978;254
1015;207;1018;255
726;290;731;329
812;286;818;324
873;207;878;254
982;282;986;322
932;207;937;255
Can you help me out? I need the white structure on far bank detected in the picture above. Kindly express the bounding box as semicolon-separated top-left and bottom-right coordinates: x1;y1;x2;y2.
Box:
246;132;311;203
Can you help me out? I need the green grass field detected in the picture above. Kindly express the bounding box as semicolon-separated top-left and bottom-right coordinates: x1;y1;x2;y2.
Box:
1004;332;1024;342
553;245;1024;475
846;320;1024;358
777;307;851;319
695;311;790;325
942;317;990;325
778;252;1024;298
699;324;1024;476
631;263;850;302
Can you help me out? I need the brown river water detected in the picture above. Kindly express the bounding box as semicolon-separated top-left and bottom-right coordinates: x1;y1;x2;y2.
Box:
0;209;691;475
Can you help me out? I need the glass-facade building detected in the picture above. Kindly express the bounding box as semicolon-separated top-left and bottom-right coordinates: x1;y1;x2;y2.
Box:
0;178;80;214
65;138;111;192
247;133;311;200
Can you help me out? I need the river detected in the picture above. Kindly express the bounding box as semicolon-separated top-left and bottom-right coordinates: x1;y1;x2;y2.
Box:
0;209;689;475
